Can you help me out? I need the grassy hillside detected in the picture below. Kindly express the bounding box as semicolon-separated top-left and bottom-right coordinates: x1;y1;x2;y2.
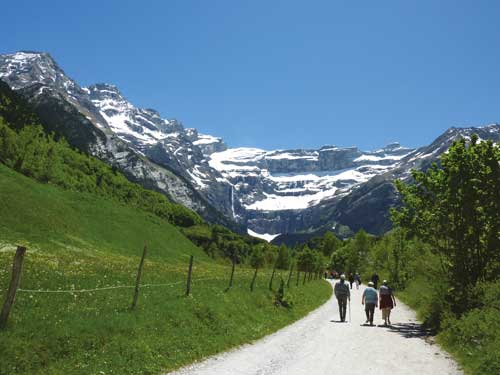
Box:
0;162;203;262
0;164;331;375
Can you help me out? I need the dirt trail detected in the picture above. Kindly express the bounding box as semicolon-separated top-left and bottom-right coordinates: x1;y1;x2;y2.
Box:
168;280;462;375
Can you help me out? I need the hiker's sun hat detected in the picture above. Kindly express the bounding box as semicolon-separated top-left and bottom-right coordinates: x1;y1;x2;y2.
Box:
340;274;346;280
368;281;374;286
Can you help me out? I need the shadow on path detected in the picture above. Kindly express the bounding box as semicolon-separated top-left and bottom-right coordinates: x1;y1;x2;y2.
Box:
386;322;432;339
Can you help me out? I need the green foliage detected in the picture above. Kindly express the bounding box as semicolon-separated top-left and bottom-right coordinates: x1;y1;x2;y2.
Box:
364;229;428;290
182;223;296;267
393;136;500;313
0;163;332;375
0;117;202;228
275;277;292;308
439;281;500;374
275;245;291;270
296;246;314;273
296;246;326;277
344;229;371;274
319;231;342;257
0;80;39;131
250;246;266;269
0;163;204;263
182;224;263;263
0;79;333;374
382;135;500;375
330;245;348;273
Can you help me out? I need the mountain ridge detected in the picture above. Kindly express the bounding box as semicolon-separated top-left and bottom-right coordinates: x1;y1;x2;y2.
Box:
1;50;499;240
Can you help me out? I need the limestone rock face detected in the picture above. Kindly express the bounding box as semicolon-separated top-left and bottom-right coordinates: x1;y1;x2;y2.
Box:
0;51;237;229
2;51;499;239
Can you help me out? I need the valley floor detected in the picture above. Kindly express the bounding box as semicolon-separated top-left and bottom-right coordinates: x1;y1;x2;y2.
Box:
168;280;462;375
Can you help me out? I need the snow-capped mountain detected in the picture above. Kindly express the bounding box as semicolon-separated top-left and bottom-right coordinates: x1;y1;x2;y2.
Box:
209;143;413;212
0;51;237;228
1;51;499;240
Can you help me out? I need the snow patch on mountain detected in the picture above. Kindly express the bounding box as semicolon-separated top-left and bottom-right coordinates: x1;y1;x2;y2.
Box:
209;144;412;212
3;51;499;236
245;189;339;210
247;229;281;242
88;84;181;147
193;134;221;145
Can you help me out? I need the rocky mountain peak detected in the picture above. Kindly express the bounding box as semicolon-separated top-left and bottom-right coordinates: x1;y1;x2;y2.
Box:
1;51;499;240
0;51;74;92
382;142;402;151
87;83;123;99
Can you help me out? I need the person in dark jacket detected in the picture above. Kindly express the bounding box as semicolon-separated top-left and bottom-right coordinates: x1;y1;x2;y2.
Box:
354;272;361;290
371;273;380;289
334;274;350;322
348;273;355;289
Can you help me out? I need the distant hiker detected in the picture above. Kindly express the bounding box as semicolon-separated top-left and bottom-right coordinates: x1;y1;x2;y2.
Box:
371;273;380;289
362;281;378;326
354;272;361;290
379;280;396;325
334;274;350;322
348;273;355;289
324;271;328;279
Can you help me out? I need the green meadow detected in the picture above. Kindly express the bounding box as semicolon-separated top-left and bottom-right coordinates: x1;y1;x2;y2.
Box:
0;164;331;374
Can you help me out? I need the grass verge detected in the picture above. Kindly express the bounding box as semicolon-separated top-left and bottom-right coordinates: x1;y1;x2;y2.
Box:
397;277;500;375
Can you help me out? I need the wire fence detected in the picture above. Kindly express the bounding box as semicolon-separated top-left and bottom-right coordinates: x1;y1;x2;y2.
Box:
16;277;221;294
0;245;324;328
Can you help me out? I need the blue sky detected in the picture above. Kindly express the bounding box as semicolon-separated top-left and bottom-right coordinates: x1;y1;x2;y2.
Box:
2;0;500;150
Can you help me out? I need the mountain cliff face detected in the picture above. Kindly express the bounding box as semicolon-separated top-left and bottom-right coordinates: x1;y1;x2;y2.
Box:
0;51;237;229
1;51;499;239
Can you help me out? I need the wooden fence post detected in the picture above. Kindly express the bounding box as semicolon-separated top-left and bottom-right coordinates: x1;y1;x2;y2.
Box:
286;264;293;288
185;255;194;296
250;267;258;292
0;246;27;329
131;244;147;310
268;263;277;291
228;257;236;290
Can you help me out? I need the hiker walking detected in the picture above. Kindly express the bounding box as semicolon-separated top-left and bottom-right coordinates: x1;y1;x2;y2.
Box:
362;281;378;326
371;272;380;289
334;274;350;322
348;273;355;289
354;272;361;290
379;280;396;325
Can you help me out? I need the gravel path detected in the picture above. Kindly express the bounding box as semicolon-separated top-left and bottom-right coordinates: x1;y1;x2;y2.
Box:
167;280;462;375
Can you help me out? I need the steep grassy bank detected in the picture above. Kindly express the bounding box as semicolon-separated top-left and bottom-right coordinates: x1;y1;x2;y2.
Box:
0;164;332;374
